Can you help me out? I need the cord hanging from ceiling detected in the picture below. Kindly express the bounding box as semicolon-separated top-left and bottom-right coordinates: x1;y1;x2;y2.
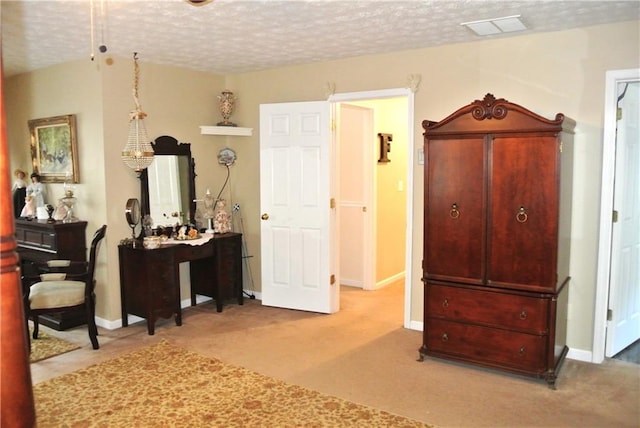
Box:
89;0;108;61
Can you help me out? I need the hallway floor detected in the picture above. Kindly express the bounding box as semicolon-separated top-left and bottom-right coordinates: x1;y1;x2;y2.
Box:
614;339;640;365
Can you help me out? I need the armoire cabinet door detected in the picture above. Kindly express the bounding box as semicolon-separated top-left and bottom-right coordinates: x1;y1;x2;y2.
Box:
488;136;559;291
425;138;485;284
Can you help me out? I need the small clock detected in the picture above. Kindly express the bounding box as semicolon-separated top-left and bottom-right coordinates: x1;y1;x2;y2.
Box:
218;148;237;166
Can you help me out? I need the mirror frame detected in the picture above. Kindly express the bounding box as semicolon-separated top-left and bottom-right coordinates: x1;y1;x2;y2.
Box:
139;135;197;228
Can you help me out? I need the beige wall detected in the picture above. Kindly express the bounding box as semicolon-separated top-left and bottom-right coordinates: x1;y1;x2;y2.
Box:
7;58;226;325
372;98;408;284
7;20;640;355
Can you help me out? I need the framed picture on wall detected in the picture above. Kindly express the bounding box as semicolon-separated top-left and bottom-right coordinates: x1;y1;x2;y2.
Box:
28;114;79;183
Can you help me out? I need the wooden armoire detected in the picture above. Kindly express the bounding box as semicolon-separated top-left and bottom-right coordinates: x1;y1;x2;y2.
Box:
419;94;575;388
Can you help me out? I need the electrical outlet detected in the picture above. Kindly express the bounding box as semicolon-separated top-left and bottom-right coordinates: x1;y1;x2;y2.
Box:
418;148;424;165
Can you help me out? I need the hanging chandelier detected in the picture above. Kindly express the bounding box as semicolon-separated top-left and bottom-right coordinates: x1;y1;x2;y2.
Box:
121;52;154;174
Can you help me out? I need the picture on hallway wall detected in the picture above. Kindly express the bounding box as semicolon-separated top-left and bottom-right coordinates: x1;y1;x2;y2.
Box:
29;114;79;183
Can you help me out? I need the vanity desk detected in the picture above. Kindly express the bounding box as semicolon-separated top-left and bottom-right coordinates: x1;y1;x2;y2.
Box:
118;232;243;335
119;135;244;335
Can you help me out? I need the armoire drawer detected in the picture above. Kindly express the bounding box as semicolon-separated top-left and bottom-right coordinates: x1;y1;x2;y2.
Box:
427;282;549;334
425;318;546;372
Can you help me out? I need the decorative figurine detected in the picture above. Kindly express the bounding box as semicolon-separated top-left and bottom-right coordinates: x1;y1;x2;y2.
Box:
21;172;46;218
12;169;27;218
213;199;232;234
45;204;55;223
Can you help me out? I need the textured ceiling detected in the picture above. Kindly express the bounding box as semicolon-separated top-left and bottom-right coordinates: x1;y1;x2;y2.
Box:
2;0;639;78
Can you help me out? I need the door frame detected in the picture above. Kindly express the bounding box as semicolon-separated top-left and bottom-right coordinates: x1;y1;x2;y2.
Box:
329;88;415;329
593;68;640;363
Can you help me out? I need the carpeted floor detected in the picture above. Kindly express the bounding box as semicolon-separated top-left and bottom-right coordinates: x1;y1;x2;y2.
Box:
28;328;80;363
33;340;433;427
30;282;639;427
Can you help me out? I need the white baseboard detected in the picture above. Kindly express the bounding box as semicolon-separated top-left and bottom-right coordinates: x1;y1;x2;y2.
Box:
408;320;423;331
96;290;261;330
341;279;363;287
376;272;405;289
566;347;593;363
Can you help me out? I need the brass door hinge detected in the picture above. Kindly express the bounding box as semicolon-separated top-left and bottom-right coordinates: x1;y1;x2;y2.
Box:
617;107;623;121
607;309;613;321
613;210;618;223
330;198;336;209
330;274;336;285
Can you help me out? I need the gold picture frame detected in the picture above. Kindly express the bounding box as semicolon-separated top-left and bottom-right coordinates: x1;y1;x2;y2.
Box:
28;114;79;183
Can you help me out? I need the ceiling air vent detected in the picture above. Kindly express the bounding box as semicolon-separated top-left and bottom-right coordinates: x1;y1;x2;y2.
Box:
461;15;527;36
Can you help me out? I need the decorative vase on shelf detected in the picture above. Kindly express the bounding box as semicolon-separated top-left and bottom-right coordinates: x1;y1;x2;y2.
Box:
217;90;237;127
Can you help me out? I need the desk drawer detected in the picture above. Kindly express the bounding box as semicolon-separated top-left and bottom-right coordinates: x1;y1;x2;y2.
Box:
427;282;548;334
173;242;214;262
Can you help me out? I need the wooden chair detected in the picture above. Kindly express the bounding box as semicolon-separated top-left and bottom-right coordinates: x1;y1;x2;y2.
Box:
22;225;107;350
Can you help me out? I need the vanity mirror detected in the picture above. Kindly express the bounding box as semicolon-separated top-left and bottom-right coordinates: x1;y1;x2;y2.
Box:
140;135;196;230
125;198;140;240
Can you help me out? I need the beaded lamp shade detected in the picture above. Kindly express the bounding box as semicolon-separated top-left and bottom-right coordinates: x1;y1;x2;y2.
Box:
121;53;154;173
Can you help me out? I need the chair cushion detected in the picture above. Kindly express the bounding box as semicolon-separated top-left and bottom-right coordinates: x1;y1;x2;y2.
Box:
29;281;85;310
46;260;71;268
39;273;67;281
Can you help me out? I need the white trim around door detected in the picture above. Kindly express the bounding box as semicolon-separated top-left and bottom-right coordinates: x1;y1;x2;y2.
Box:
593;68;640;364
329;88;415;330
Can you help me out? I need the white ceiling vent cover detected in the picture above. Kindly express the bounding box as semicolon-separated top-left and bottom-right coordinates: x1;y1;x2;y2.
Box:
462;15;528;36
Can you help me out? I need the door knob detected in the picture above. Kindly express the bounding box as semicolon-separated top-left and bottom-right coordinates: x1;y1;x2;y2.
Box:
261;213;269;220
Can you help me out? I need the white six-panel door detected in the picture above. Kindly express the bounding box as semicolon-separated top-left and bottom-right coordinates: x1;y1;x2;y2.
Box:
338;104;374;289
606;80;640;356
259;101;338;313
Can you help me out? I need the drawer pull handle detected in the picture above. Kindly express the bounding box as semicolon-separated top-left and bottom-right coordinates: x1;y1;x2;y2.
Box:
449;203;460;219
442;298;449;308
441;333;449;342
519;310;527;320
516;206;528;223
519;346;526;355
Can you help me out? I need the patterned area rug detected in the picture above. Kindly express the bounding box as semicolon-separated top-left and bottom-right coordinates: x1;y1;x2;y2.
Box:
29;328;80;363
34;341;434;427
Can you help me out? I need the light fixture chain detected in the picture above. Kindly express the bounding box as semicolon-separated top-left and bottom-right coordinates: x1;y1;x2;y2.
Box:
131;53;146;119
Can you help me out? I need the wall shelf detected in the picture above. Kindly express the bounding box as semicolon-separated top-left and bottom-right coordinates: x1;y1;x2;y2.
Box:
200;126;253;137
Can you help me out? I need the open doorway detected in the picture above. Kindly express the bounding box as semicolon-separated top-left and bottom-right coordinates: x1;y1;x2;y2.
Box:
259;89;415;327
331;88;414;328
